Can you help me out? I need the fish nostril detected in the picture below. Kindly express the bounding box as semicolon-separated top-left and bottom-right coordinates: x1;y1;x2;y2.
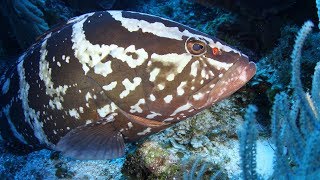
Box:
212;47;220;56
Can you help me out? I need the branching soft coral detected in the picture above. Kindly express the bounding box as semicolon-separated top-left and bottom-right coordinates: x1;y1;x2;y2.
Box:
238;105;259;180
0;0;49;48
271;20;320;178
239;20;320;179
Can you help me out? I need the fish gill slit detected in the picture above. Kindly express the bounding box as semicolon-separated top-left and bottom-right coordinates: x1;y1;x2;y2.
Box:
85;75;116;104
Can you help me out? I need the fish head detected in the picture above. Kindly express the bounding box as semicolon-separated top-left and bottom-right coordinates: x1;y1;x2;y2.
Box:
182;35;257;110
72;11;256;123
143;21;256;120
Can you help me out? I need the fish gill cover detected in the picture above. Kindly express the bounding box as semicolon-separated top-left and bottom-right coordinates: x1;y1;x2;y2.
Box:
0;0;318;179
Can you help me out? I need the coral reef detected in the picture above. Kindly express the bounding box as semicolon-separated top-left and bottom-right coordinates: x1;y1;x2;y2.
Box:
0;94;262;179
123;141;180;179
249;22;320;125
63;0;116;13
271;20;320;178
135;0;238;48
239;19;320;179
182;156;228;180
0;0;49;49
238;105;259;180
253;25;320;96
195;0;318;58
43;0;75;25
0;0;77;55
0;144;125;179
121;94;273;179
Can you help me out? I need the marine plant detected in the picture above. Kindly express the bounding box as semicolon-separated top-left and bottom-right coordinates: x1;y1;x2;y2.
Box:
182;156;227;180
271;20;320;178
0;0;49;48
238;105;258;180
239;15;320;180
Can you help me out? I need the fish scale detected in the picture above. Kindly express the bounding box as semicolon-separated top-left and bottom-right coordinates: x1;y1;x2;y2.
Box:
0;10;256;159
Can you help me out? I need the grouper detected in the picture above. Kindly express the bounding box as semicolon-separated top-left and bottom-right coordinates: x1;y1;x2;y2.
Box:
0;11;256;159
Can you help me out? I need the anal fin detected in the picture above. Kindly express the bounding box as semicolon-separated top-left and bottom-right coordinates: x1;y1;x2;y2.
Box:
55;113;125;160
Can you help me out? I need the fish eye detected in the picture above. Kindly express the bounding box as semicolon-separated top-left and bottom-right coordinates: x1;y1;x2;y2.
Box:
185;37;207;56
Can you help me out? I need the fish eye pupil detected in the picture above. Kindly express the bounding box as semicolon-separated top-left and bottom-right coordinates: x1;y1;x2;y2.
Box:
192;43;203;51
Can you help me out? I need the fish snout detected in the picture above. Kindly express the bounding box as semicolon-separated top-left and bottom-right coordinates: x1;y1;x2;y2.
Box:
207;56;256;104
189;56;256;110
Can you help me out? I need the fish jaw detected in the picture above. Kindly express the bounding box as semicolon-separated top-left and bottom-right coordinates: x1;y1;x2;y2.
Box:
189;56;256;110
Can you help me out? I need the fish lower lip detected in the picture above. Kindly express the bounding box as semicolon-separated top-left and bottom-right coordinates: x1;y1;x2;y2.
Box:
189;57;256;110
207;57;256;104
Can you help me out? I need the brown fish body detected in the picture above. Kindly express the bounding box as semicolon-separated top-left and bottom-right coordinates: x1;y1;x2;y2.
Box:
0;11;256;159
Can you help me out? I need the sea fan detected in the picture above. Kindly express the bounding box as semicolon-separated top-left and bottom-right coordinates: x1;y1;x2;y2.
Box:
238;105;258;180
0;0;49;48
239;20;320;179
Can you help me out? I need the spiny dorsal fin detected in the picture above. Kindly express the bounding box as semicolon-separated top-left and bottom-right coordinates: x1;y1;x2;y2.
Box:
55;113;125;160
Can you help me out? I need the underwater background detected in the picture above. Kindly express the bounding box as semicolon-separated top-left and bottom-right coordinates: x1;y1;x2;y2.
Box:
0;0;319;179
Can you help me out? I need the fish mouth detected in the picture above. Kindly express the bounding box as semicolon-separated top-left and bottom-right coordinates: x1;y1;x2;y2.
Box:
189;56;256;109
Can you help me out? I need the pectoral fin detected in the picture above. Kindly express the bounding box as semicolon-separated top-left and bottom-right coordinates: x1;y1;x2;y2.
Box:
117;108;169;127
55;114;125;160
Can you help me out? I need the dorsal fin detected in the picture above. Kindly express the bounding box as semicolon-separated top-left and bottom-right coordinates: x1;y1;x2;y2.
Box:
55;113;125;160
35;21;68;42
